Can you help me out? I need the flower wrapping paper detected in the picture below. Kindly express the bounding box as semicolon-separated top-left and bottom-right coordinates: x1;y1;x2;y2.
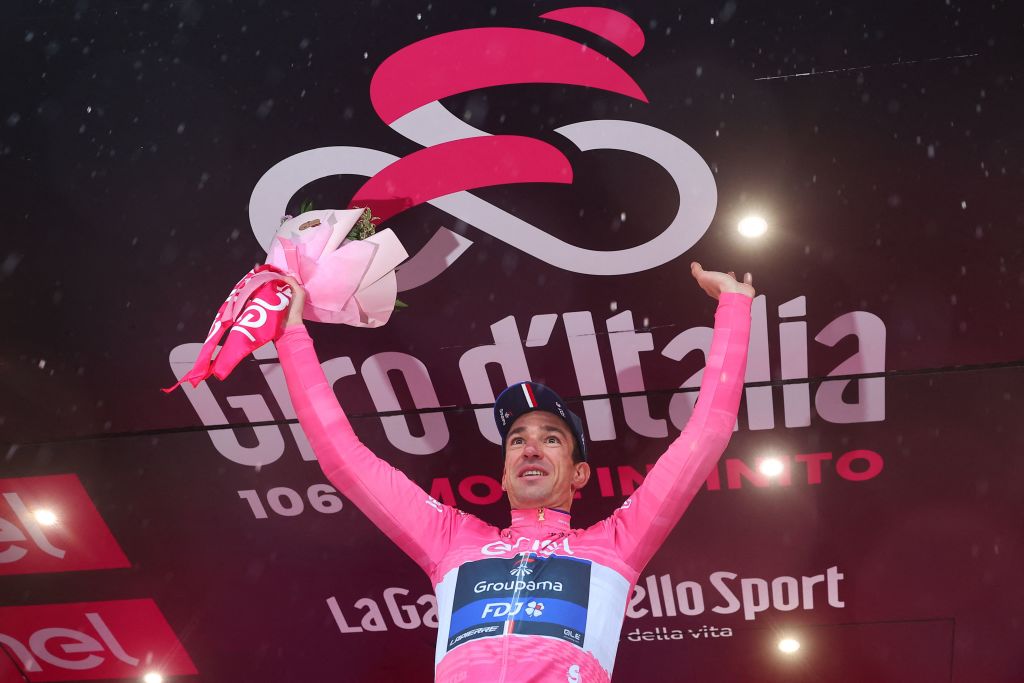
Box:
267;208;408;327
165;208;408;391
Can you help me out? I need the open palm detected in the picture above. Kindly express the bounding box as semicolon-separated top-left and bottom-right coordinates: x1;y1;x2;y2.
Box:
690;262;755;300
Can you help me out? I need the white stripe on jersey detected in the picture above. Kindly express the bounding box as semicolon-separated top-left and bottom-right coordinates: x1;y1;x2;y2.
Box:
435;567;458;666
581;562;631;675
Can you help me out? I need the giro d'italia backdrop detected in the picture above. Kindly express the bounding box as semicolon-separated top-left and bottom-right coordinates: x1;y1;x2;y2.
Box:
1;2;1022;682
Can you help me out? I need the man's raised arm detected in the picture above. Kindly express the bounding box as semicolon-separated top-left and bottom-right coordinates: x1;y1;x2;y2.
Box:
274;277;464;579
604;263;754;573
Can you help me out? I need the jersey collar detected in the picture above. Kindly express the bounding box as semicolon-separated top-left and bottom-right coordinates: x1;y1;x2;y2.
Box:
509;506;572;530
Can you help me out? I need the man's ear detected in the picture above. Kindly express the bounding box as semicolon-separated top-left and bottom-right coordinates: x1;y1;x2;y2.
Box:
499;448;510;491
572;462;591;490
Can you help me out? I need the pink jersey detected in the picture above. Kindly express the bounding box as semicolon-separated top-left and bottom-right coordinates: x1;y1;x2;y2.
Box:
276;293;752;682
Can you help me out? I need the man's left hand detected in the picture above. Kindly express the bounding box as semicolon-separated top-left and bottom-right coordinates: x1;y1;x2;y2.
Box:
690;262;755;300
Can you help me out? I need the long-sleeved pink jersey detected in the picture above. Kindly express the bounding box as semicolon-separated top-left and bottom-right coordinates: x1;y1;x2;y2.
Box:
276;293;752;683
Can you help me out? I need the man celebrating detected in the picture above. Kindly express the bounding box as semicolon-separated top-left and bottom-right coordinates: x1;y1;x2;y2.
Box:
275;263;753;682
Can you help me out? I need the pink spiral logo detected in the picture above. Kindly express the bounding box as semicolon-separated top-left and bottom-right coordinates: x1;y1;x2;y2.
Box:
250;7;717;290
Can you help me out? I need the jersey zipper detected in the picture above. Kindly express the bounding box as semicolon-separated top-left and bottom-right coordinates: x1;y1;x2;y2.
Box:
499;551;531;683
498;632;511;683
501;514;544;681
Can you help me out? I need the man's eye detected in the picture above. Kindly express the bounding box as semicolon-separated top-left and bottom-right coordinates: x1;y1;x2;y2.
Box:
546;436;560;444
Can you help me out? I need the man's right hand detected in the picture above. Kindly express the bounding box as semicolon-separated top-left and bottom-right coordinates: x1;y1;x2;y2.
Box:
279;275;307;327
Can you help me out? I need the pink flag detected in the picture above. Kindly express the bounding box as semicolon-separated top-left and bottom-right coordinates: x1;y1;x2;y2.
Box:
163;265;292;392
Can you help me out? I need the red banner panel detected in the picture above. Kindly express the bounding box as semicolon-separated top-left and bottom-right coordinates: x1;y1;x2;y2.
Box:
0;599;197;682
0;475;129;577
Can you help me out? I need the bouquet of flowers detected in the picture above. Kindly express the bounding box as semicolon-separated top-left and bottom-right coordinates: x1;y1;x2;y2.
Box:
165;207;408;392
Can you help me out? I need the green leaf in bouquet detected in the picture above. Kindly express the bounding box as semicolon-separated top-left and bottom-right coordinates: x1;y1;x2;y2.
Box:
348;207;379;241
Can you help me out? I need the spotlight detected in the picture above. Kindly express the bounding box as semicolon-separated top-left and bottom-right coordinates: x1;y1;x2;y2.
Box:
143;673;164;683
758;457;785;477
778;637;800;654
738;215;768;238
33;509;58;526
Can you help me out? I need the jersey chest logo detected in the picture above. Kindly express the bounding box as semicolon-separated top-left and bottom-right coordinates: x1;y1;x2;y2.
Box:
446;553;591;652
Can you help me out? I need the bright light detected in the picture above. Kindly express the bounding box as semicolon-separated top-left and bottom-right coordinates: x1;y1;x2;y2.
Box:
143;673;164;683
758;457;785;477
33;509;59;526
778;637;801;654
738;215;768;238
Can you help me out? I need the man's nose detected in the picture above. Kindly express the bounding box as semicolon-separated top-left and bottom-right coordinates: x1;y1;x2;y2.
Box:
521;441;541;458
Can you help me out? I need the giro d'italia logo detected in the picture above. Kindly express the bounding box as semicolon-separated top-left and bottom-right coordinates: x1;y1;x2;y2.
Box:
250;7;717;291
